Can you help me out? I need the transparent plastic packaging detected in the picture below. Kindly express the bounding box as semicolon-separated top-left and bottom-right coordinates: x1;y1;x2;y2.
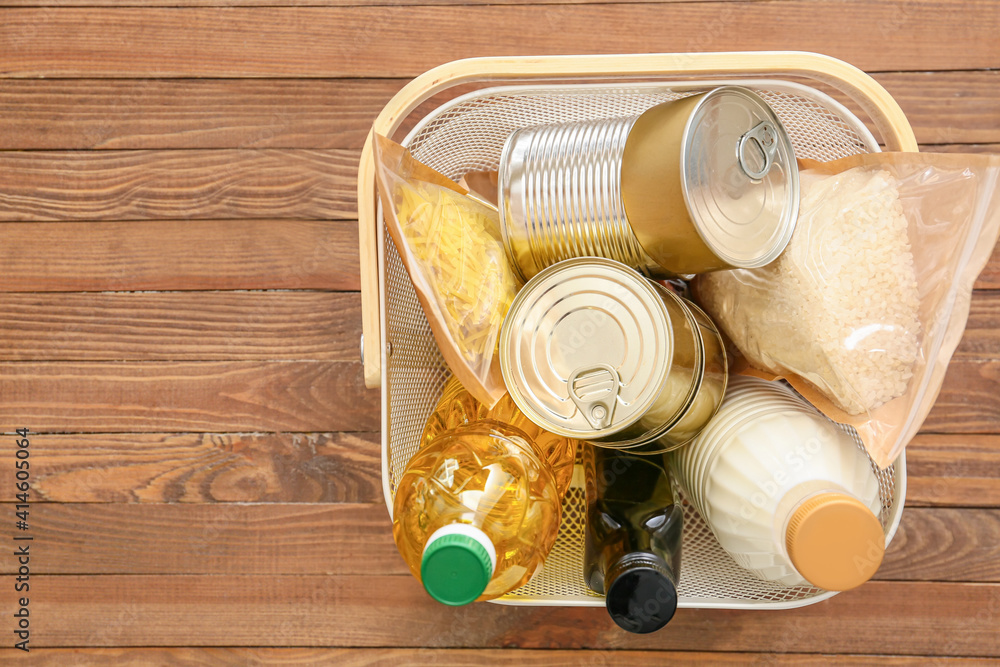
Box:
373;134;520;407
697;152;1000;467
420;375;578;497
391;422;561;605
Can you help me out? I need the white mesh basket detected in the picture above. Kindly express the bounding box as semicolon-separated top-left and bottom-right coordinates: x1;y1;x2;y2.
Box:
358;53;915;610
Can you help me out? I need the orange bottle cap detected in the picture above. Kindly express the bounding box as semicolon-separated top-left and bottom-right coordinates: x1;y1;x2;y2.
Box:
785;492;884;591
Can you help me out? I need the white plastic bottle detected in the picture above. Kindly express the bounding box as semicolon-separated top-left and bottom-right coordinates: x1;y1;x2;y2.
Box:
671;376;884;591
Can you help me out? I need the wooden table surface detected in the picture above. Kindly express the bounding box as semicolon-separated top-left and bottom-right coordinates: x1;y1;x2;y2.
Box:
1;1;999;664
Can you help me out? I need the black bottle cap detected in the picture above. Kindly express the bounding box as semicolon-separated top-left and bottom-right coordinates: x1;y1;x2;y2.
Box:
604;553;678;634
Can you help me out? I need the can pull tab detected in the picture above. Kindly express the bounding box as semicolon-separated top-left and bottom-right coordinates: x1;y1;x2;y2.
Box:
567;364;620;430
738;121;778;181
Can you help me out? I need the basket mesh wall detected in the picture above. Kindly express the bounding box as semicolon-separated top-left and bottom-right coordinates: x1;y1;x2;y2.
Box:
383;83;897;607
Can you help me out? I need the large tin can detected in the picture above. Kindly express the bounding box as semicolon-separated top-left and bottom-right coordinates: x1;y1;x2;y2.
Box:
499;257;727;452
499;86;799;281
625;300;727;455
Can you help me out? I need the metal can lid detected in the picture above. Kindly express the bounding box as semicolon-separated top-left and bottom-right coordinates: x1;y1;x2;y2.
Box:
500;257;673;438
682;86;799;269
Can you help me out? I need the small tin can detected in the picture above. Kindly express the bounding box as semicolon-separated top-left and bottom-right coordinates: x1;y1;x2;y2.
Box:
499;257;727;452
499;86;799;280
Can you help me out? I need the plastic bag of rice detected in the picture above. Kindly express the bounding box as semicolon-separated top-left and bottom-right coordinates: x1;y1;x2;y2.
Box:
696;166;921;415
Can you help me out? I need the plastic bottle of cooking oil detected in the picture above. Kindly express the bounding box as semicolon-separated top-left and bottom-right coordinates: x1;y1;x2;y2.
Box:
583;445;682;633
392;421;562;606
421;375;578;496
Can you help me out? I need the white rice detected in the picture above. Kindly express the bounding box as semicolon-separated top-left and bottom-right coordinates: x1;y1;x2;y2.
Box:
697;167;921;415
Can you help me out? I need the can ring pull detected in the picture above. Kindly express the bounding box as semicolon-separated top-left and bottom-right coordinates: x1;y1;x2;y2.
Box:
567;364;620;430
738;121;778;181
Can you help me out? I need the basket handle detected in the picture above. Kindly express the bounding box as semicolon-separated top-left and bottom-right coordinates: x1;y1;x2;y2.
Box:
358;51;918;388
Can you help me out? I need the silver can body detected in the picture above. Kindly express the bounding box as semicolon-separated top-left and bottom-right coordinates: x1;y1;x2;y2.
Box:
498;116;662;282
499;257;726;453
498;87;799;280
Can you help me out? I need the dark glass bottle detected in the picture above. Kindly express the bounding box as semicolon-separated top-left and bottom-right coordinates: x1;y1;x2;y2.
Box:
584;445;683;633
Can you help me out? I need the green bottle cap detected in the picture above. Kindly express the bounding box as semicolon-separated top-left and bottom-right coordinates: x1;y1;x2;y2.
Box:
420;525;495;606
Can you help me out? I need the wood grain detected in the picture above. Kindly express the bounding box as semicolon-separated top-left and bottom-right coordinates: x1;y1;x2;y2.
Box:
0;79;403;150
2;72;998;151
1;4;998;78
0;292;361;361
0;432;381;503
2;504;995;582
0;357;993;435
0;224;989;292
0;429;991;508
955;292;1000;360
879;509;1000;583
0;503;398;576
0;2;995;661
872;71;1000;146
0;648;992;666
906;434;1000;508
0;0;760;6
0;361;379;432
924;143;1000;154
0;149;356;221
976;244;1000;290
923;359;1000;433
0;220;359;292
1;577;996;654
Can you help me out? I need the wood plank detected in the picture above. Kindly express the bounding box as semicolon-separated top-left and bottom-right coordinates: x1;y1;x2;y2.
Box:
906;434;1000;508
0;647;990;665
977;243;1000;290
0;292;361;361
873;71;1000;146
0;432;381;503
923;143;1000;154
0;361;379;432
0;429;990;509
0;504;398;576
1;4;998;78
955;292;1000;360
0;156;992;295
0;79;403;150
0;0;756;5
923;359;1000;433
1;577;996;655
1;354;992;439
0;220;359;292
0;147;990;229
0;149;356;221
2;72;998;151
0;188;990;296
2;504;995;582
878;509;1000;582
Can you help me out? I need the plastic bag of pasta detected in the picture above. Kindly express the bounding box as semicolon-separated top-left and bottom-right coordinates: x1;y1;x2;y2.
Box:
373;134;520;408
696;152;1000;468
